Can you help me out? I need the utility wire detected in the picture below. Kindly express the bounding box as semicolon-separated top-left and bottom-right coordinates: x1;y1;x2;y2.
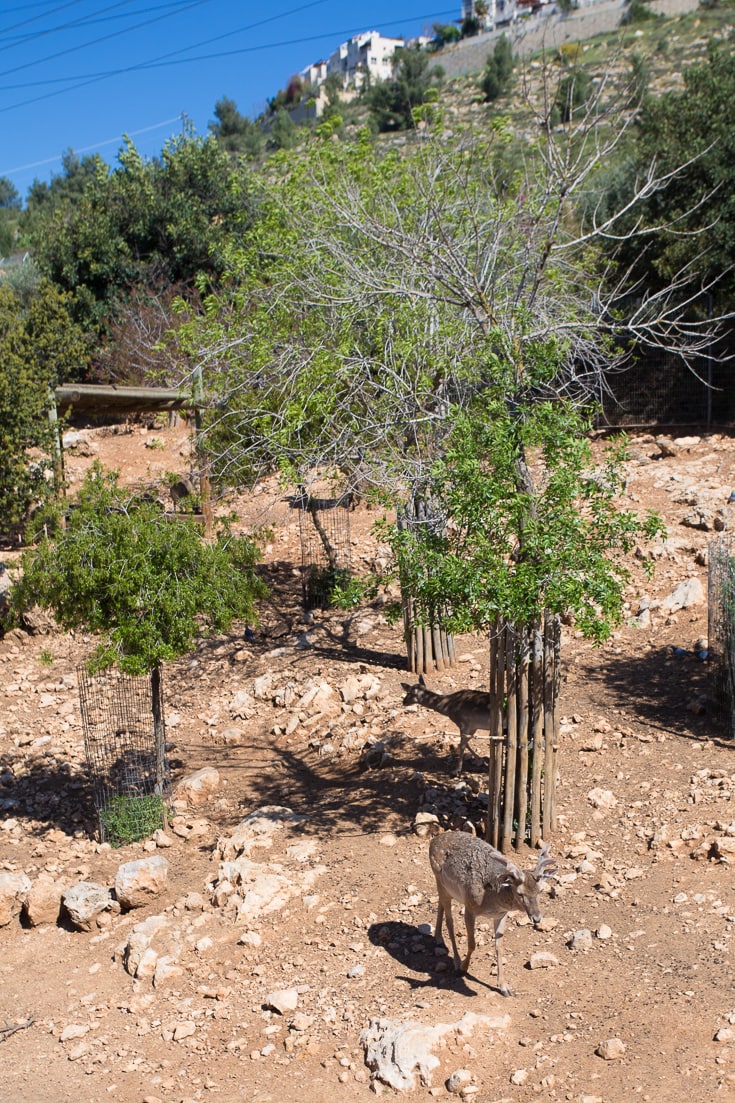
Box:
0;1;194;52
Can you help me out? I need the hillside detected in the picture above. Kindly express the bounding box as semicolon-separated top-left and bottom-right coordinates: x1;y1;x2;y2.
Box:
1;424;735;1103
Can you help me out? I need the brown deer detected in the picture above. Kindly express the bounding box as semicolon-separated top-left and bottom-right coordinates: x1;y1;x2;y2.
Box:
401;675;495;774
429;831;557;996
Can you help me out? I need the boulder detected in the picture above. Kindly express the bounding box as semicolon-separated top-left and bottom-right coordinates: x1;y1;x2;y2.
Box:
62;882;116;931
173;766;220;808
23;873;66;927
114;855;169;909
0;871;31;927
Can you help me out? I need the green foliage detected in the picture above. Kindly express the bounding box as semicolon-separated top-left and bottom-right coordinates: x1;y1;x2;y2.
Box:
622;0;657;24
26;135;256;339
268;108;299;150
553;67;594;123
461;15;481;37
13;466;267;674
480;35;515;102
599;46;735;311
99;793;168;847
366;47;444;131
0;281;89;532
432;23;461;47
208;96;264;158
387;401;664;641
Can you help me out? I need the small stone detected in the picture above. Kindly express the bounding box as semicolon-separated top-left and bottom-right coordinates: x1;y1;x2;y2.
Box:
446;1069;474;1094
173;1021;196;1041
60;1024;90;1042
266;988;298;1015
596;924;613;940
596;1037;626;1060
510;1069;528;1085
528;951;559;969
569;929;594;951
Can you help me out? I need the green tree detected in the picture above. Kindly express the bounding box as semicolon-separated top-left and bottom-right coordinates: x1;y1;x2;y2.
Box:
28;134;256;348
268;108;299;150
432;23;461;47
553;67;594;123
0;281;89;532
0;177;20;210
480;35;515;102
13;466;267;674
209;96;264;158
366;47;444;131
618;46;735;310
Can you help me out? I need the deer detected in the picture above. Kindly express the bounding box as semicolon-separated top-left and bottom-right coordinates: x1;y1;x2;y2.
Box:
401;674;495;774
428;830;557;996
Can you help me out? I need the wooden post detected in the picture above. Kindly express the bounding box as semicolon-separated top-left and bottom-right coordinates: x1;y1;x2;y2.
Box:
542;614;556;840
515;624;530;850
501;623;518;854
529;618;544;848
47;389;65;500
192;367;213;539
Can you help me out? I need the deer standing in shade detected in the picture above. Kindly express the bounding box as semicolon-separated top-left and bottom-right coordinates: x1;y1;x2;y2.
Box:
401;674;494;774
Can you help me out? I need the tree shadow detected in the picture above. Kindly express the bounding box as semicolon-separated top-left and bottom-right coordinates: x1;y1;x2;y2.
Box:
0;751;98;838
574;642;730;744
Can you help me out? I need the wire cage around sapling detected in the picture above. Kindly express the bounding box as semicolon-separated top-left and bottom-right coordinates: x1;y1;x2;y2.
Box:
294;487;353;609
77;664;171;845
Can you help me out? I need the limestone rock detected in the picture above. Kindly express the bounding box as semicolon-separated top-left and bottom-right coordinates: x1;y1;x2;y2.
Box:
23;873;66;927
114;855;169;909
361;1012;510;1092
596;1037;626;1060
0;871;31;927
215;806;305;861
661;577;705;614
266;988;298;1015
172;766;220;808
62;881;115;931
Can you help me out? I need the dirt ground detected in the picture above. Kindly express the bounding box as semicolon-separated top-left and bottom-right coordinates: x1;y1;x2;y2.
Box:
1;421;735;1103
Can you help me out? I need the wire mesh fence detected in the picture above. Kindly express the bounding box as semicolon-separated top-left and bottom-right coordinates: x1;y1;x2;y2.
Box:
294;488;353;609
598;351;718;428
77;665;170;843
708;535;735;740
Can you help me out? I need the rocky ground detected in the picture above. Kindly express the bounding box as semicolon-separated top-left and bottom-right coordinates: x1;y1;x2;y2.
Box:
1;423;735;1103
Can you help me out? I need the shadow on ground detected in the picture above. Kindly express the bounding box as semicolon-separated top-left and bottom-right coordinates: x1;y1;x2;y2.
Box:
573;643;731;744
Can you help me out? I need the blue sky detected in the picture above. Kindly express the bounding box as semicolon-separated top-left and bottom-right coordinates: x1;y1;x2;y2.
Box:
0;1;459;200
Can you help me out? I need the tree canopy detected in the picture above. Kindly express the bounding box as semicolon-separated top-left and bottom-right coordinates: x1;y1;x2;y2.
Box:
13;467;267;674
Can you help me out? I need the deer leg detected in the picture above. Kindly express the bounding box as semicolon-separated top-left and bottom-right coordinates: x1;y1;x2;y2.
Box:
494;914;510;996
454;728;469;776
439;895;462;971
460;909;476;974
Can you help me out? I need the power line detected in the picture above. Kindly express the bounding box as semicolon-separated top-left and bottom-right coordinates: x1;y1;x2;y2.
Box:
0;0;216;78
0;114;183;175
0;1;194;53
0;6;453;98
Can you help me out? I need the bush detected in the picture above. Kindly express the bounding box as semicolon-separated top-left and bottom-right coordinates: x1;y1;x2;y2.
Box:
99;793;168;846
13;465;267;674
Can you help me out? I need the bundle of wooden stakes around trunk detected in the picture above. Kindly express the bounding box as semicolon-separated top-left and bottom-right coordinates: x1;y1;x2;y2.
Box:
487;614;561;852
397;495;456;674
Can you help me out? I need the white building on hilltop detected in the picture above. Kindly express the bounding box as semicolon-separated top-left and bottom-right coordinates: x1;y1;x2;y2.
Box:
300;30;404;92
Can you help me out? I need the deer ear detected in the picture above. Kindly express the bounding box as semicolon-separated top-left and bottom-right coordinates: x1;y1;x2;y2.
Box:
400;683;411;693
418;674;426;686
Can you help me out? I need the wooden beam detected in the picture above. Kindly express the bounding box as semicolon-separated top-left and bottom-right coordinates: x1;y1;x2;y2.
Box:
54;384;195;416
